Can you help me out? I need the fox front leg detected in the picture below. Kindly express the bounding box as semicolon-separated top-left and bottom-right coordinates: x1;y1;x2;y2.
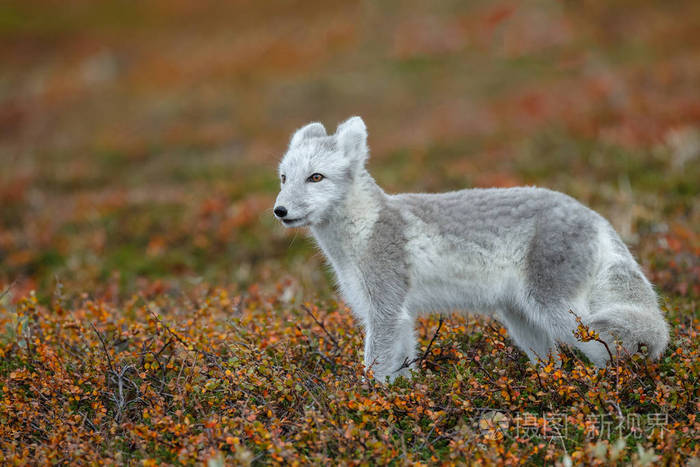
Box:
363;311;417;383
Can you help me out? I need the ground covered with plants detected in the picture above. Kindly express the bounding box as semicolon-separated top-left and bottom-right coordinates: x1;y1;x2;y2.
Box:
1;0;698;464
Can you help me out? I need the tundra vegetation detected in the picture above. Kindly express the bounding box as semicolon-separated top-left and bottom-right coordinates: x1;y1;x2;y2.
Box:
0;0;698;465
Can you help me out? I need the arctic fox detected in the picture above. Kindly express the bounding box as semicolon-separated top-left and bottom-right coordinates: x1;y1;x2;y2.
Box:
273;116;669;383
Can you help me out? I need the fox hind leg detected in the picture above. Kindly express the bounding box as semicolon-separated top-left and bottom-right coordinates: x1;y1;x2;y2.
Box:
586;261;669;362
500;306;559;365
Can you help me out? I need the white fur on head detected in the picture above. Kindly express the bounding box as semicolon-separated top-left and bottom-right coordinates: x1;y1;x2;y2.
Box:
290;122;326;147
336;116;368;165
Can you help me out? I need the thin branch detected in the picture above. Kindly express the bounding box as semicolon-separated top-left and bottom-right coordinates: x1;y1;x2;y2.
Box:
568;309;614;364
149;309;223;371
148;309;191;351
421;316;444;362
395;316;444;373
301;305;340;350
154;338;173;361
90;322;115;376
595;337;615;365
296;324;337;370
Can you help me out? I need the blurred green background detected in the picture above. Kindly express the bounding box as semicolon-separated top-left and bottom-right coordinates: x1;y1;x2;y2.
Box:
1;0;698;301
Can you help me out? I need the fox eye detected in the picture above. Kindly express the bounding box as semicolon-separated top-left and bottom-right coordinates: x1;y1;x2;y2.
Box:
281;174;286;184
307;173;324;183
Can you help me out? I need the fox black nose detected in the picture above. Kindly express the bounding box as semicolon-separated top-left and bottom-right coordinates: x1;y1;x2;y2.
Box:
274;206;287;218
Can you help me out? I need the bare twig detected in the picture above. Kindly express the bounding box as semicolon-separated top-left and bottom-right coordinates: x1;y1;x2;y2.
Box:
90;322;116;376
597;338;614;365
395;316;444;373
111;364;137;423
301;305;340;350
149;309;223;371
422;316;444;361
79;411;98;432
137;337;153;370
149;309;191;350
295;324;338;370
605;399;624;422
568;309;614;364
471;350;498;385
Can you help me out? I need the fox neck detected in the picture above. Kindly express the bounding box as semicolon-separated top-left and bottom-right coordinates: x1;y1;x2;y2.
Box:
310;168;384;268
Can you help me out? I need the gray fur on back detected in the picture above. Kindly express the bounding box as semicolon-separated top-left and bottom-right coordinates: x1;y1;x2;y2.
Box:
395;188;599;307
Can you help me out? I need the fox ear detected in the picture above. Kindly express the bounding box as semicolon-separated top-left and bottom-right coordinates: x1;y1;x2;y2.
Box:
336;116;368;164
290;122;326;147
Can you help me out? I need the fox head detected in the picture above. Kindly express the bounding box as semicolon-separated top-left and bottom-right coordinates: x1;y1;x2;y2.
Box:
274;116;368;227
